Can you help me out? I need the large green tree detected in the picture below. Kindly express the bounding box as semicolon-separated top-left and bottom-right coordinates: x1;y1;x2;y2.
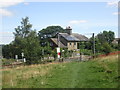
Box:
3;17;42;64
13;17;43;64
11;16;33;60
85;31;115;55
97;31;115;44
38;26;66;46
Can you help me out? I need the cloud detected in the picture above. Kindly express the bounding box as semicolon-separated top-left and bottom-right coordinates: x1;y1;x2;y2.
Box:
0;0;24;8
0;0;24;16
0;9;13;16
24;2;29;5
113;12;120;15
107;1;118;7
69;20;88;24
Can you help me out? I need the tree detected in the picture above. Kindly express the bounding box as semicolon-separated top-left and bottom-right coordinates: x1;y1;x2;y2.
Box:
13;17;42;64
89;30;115;54
38;26;66;46
85;31;115;55
22;31;42;64
97;31;115;44
2;17;43;64
10;17;33;60
2;44;11;59
13;17;32;38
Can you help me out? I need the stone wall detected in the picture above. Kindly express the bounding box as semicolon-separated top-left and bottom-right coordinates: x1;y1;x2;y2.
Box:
67;42;78;50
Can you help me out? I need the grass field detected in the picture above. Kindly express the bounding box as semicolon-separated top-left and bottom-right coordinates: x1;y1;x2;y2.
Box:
2;55;119;88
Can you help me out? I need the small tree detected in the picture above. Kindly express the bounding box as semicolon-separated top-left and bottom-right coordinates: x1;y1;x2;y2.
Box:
102;42;113;54
22;31;41;64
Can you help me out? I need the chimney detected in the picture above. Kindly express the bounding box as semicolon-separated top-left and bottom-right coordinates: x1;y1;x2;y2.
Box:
65;26;72;35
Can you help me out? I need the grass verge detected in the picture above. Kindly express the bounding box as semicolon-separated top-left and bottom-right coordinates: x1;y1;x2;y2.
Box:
2;55;118;88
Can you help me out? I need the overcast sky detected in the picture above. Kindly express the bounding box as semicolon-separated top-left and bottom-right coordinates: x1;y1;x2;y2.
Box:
0;0;119;44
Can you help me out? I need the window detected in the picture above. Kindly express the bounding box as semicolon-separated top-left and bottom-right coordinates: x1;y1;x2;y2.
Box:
70;43;71;45
77;43;80;49
74;42;76;45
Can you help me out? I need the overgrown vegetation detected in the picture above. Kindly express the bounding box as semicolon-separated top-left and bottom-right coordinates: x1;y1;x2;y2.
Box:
2;59;15;66
2;55;118;88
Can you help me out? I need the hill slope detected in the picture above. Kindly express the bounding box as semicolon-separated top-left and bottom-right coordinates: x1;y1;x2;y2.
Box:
2;55;118;88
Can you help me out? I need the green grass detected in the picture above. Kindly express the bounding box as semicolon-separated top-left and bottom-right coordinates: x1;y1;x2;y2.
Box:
2;55;119;88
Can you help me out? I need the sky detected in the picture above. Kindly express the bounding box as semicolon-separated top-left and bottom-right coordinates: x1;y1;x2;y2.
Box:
0;0;119;44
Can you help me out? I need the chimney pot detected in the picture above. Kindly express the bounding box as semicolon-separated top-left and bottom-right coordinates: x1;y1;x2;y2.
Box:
66;26;72;35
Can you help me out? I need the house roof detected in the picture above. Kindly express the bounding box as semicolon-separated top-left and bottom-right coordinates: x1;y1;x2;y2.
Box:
112;38;119;44
114;38;119;41
72;33;89;41
59;33;80;41
50;38;67;48
59;33;88;41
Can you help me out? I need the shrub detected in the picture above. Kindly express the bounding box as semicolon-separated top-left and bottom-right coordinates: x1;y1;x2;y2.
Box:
80;49;92;55
102;42;113;54
2;58;15;65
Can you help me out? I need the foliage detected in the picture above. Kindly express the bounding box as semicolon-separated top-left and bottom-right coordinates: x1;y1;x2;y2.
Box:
97;31;115;44
84;31;117;55
102;42;113;54
13;17;32;38
38;26;66;46
22;31;42;64
51;49;57;60
79;41;85;49
2;44;12;59
96;31;116;54
61;48;69;58
2;17;42;64
80;49;92;55
2;17;59;64
2;58;15;65
38;26;65;38
43;42;52;55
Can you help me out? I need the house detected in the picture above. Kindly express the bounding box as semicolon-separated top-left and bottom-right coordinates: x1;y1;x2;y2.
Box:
50;26;89;50
112;38;119;44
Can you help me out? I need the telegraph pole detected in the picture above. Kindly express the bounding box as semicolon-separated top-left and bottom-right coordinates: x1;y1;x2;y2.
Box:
80;33;96;59
57;33;61;61
79;42;82;61
42;49;44;60
93;33;95;58
58;33;60;47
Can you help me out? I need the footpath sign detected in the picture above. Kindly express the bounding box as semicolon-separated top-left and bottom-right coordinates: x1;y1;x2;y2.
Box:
15;55;18;62
21;52;24;57
23;58;26;62
15;55;18;59
57;47;60;58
